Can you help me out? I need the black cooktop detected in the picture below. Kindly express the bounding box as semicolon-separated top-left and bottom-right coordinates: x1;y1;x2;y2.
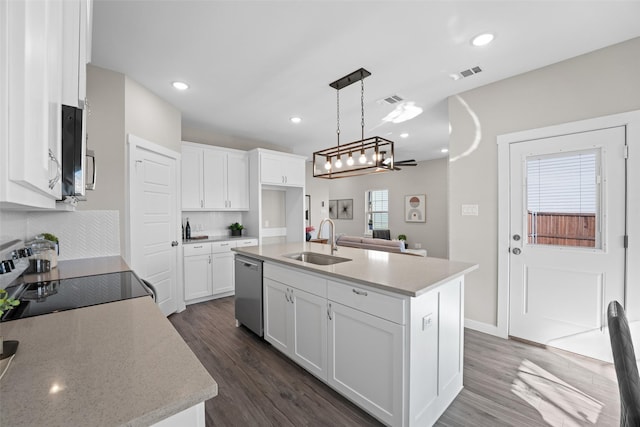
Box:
1;271;152;322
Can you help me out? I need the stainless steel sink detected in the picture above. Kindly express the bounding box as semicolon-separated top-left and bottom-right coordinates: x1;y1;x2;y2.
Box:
284;251;351;265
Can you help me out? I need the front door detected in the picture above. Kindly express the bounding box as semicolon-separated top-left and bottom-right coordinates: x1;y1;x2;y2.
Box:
509;126;626;358
131;139;179;316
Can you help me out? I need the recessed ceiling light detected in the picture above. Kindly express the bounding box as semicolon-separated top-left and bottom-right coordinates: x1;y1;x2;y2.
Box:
172;81;189;90
471;33;494;47
400;133;409;138
290;117;302;124
441;148;449;153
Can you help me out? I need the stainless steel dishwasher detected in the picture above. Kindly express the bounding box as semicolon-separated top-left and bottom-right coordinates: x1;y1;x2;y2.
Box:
234;255;263;336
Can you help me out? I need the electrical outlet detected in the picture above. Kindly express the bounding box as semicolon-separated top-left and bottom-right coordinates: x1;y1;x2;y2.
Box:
415;243;422;249
461;204;479;216
422;314;433;330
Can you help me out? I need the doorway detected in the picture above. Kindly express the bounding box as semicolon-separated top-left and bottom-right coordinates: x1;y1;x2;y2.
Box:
507;126;626;359
127;134;181;316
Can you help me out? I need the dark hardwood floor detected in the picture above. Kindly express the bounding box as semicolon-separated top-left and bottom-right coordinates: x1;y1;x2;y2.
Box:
169;297;620;426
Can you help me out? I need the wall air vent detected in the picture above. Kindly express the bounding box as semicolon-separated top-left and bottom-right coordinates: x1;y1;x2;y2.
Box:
378;94;404;105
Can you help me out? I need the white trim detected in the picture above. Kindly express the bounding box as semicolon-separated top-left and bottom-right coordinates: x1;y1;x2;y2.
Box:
126;134;185;313
497;110;640;336
464;318;505;338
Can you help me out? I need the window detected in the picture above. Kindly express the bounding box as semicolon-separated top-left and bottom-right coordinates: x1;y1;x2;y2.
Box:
365;189;388;234
526;149;600;248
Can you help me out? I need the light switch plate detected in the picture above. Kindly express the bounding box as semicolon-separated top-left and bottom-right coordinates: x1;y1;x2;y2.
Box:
461;204;479;216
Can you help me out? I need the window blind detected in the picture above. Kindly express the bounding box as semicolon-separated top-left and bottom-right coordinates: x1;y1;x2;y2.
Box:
527;152;597;214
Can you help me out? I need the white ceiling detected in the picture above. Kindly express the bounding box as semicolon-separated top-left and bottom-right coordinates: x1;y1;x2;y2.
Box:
91;1;640;162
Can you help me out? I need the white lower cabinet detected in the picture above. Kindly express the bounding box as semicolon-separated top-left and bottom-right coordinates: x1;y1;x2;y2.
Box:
263;277;328;381
183;245;213;301
262;261;465;427
184;239;252;304
327;301;404;427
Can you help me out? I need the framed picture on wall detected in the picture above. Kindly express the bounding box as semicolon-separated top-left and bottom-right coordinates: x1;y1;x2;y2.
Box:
328;200;337;219
337;199;353;220
405;194;426;222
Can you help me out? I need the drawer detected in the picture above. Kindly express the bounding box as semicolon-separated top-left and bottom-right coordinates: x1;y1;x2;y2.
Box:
328;281;405;325
183;242;211;256
211;241;235;253
236;239;258;247
264;263;327;298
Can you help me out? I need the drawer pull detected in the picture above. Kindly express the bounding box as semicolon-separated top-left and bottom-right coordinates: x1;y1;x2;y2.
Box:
221;243;229;246
352;289;368;297
193;245;203;249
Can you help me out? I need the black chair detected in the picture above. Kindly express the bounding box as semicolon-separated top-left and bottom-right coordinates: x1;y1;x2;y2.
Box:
372;229;391;240
608;300;640;427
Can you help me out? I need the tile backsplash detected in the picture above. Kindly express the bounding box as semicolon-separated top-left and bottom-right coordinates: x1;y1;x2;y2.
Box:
182;211;246;238
0;210;120;261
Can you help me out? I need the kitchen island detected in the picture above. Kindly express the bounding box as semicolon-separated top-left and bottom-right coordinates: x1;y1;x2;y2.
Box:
233;242;478;427
0;257;218;427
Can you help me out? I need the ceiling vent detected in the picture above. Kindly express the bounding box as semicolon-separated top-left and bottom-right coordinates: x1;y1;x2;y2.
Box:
379;94;404;105
458;66;482;79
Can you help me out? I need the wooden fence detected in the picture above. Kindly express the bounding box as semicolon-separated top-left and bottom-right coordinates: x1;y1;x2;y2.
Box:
528;212;596;247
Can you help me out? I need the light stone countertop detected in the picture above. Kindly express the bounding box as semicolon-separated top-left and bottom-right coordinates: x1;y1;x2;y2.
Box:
1;256;217;426
21;255;131;284
0;297;218;427
183;235;258;245
233;242;478;297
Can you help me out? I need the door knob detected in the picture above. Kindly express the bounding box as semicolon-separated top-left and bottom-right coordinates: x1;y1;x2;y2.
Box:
171;241;179;247
512;248;521;255
513;234;521;241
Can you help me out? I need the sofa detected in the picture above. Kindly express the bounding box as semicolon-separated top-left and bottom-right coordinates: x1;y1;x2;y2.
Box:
335;235;406;254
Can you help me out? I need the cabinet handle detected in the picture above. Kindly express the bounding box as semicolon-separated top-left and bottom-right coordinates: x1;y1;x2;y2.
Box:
289;289;294;304
48;149;62;189
201;200;204;208
327;303;332;320
285;288;290;303
193;245;203;249
209;255;212;264
352;289;368;297
228;200;231;208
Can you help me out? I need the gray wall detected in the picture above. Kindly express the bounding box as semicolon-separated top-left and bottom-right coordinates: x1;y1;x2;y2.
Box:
84;64;182;254
306;158;449;259
448;37;640;327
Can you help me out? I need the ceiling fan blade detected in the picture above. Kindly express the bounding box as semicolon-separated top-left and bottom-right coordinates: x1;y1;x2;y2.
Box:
394;160;417;166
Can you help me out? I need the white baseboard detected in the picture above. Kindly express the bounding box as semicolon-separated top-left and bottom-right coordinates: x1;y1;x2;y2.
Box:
464;318;507;338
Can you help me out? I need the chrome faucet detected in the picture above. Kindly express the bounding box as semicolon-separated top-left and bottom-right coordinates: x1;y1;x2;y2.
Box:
318;218;337;255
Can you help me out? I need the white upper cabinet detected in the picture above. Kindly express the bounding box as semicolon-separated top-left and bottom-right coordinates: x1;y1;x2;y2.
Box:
61;0;92;108
1;0;65;209
181;142;249;211
259;150;306;187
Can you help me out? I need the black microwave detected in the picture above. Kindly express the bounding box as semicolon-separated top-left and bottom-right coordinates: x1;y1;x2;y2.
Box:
61;105;95;198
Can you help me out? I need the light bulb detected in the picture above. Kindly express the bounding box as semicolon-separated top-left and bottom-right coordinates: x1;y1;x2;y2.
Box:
346;154;354;166
324;158;332;170
359;151;367;164
335;157;343;169
372;152;379;162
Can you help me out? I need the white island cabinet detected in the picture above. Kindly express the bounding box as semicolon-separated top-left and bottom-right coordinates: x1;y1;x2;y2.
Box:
235;242;477;427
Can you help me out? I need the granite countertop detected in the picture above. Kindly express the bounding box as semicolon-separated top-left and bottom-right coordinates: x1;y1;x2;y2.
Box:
21;255;131;283
233;242;478;297
0;257;218;426
183;235;258;245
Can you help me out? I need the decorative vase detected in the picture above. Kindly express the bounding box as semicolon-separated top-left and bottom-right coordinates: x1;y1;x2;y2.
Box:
231;229;241;236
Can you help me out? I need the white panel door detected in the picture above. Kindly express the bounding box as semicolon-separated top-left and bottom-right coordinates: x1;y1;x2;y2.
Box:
328;301;403;427
226;151;249;210
263;278;291;355
132;143;179;316
184;254;212;301
181;145;203;209
291;287;327;381
509;126;626;356
203;149;226;209
211;251;234;294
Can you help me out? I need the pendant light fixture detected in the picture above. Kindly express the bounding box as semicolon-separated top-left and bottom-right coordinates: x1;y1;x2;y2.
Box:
313;68;394;179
